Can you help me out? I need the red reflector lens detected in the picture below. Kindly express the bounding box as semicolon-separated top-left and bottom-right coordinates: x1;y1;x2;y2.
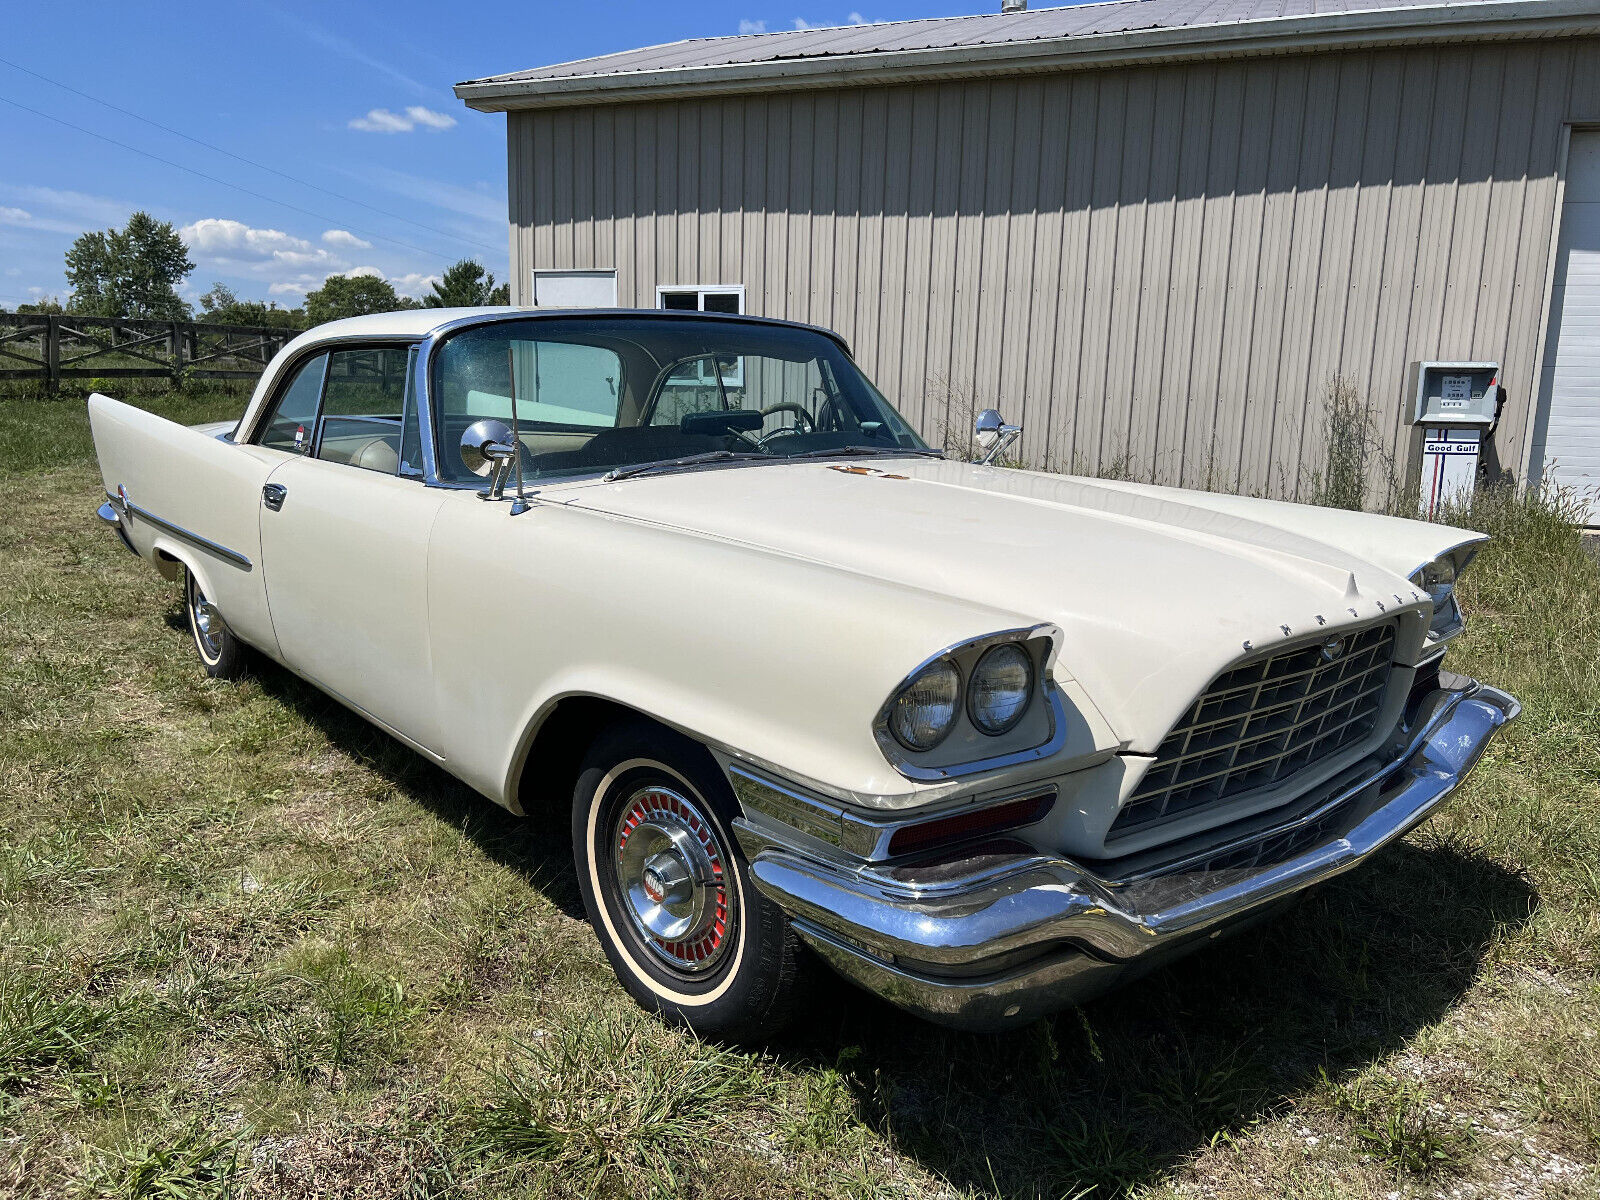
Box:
887;792;1054;856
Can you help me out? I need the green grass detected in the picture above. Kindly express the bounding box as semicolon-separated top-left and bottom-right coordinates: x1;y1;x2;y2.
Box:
2;388;1598;1197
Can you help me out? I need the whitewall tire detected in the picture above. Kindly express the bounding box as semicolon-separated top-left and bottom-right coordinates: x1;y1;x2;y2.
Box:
571;720;807;1040
185;569;246;680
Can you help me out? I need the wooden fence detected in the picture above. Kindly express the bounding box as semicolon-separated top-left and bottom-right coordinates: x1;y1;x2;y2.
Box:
0;314;302;386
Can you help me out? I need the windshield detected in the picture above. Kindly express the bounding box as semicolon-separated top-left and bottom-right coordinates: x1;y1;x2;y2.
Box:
428;316;931;483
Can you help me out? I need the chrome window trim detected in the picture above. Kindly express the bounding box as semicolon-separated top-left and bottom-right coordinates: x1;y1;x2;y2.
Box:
873;624;1067;782
108;489;252;572
398;344;422;477
242;346;329;450
242;335;423;447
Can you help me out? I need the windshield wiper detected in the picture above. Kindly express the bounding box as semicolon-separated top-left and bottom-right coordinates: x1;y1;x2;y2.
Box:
602;450;770;483
787;444;945;460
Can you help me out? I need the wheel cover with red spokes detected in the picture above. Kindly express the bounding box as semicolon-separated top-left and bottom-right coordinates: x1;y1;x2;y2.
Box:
612;785;732;973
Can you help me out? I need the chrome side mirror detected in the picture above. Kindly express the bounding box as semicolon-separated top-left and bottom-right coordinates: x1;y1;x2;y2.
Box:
461;418;517;499
973;408;1021;466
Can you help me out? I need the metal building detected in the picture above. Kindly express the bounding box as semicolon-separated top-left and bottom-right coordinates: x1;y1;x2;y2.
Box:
457;0;1600;517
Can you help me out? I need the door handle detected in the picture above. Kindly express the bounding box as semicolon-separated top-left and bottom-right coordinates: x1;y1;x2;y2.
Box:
262;483;287;512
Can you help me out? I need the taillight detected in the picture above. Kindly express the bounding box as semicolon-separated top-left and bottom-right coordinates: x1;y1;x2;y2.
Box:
886;791;1054;857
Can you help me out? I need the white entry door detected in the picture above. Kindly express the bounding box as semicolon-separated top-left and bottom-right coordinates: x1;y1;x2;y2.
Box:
1536;131;1600;525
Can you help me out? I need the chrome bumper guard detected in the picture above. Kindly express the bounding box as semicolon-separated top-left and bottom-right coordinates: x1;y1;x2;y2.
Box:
737;678;1518;1030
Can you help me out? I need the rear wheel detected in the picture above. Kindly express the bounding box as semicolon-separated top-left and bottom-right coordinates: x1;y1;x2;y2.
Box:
185;569;246;680
572;721;806;1040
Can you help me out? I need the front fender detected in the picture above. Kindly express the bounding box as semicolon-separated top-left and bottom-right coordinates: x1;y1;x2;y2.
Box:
426;495;1119;811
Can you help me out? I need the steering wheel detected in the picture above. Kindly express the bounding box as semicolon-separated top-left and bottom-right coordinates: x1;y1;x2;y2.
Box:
755;402;815;449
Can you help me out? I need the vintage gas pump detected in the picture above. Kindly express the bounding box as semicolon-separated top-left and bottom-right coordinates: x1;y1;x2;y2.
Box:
1404;361;1503;520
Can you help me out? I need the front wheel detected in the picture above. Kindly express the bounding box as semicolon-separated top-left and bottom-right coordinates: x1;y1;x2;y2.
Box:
185;569;246;680
572;721;807;1040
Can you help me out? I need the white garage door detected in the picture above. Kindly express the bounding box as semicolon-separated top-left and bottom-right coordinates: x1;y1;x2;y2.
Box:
1536;132;1600;525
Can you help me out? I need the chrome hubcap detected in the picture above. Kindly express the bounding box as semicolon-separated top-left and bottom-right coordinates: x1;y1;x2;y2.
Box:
191;581;223;658
612;785;731;973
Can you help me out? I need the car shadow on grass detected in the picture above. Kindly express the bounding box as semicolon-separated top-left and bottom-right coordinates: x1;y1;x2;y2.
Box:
772;839;1535;1198
237;643;1533;1199
237;648;587;920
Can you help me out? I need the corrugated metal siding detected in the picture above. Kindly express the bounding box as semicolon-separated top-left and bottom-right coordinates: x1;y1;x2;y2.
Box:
507;38;1600;495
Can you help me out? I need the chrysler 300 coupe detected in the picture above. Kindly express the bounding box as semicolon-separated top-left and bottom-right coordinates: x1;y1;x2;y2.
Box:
89;307;1517;1038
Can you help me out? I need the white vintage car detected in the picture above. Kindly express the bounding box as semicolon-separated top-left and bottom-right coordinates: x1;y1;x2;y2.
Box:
90;308;1517;1038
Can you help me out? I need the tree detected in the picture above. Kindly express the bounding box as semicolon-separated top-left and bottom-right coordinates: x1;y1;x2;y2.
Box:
422;258;509;308
65;211;193;318
16;296;65;314
197;281;305;330
303;273;414;324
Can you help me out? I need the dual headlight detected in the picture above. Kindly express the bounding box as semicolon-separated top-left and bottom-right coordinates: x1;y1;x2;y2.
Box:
888;642;1035;751
1410;547;1477;640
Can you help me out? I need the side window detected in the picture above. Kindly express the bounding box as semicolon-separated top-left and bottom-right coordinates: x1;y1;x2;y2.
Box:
315;347;410;474
257;353;327;454
398;346;422;477
520;341;621;426
443;339;623;429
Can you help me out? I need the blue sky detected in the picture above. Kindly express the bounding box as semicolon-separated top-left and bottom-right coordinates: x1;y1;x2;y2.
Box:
0;0;980;311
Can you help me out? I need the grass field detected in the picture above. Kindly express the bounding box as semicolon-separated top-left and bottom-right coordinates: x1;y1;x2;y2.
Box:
2;389;1598;1199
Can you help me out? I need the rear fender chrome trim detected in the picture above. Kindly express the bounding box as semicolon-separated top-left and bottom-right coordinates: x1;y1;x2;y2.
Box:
110;489;253;572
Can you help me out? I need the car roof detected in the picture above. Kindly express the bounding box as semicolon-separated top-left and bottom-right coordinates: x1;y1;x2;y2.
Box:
287;306;849;349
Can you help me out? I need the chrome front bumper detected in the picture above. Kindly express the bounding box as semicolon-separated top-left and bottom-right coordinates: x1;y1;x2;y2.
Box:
735;677;1519;1030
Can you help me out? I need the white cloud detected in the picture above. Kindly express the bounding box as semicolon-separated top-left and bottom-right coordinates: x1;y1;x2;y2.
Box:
793;17;816;28
180;218;338;269
849;11;868;23
321;229;372;250
0;206;30;224
0;185;130;227
349;108;412;133
405;105;456;130
342;266;384;279
739;18;767;32
389;271;441;298
349;105;456;133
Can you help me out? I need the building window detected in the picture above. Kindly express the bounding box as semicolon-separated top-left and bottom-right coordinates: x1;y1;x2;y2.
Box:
656;286;745;385
656;284;744;315
532;269;617;308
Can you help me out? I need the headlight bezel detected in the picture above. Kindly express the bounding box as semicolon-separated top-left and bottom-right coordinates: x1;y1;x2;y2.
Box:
1409;542;1482;643
874;625;1066;781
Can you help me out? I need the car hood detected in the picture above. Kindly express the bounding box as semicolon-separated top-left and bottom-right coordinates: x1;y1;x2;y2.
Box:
559;458;1447;751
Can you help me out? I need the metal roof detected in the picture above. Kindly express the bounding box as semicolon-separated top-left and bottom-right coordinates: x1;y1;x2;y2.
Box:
456;0;1600;110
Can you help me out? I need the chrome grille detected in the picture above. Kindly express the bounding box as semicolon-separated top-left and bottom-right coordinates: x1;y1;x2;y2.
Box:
1112;623;1397;837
